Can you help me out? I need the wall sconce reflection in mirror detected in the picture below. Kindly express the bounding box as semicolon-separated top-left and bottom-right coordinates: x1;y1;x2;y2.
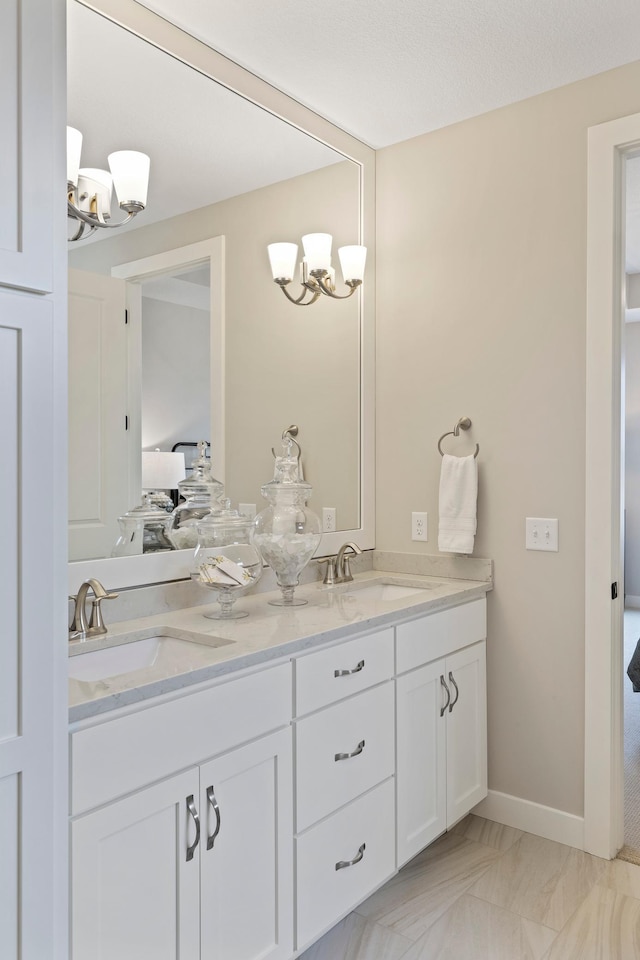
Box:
267;232;366;306
67;126;150;241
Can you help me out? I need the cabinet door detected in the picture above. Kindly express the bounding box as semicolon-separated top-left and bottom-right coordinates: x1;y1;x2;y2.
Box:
396;660;447;867
0;0;56;292
446;641;487;826
71;769;201;960
200;728;293;960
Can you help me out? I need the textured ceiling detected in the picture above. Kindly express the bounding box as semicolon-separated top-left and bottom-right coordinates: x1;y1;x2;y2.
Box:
135;0;640;149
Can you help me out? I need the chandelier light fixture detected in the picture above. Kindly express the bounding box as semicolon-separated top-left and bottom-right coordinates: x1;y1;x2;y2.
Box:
267;233;366;306
67;126;150;241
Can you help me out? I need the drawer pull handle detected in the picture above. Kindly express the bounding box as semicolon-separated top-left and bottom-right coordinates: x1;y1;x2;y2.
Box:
206;785;221;850
335;739;365;762
334;659;365;678
440;675;451;717
336;842;366;871
186;794;200;862
448;671;460;713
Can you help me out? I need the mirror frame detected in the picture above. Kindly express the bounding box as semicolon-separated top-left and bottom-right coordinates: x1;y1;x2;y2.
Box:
68;0;376;592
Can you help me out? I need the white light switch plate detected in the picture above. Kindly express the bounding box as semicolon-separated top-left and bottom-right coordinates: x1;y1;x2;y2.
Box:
526;517;559;552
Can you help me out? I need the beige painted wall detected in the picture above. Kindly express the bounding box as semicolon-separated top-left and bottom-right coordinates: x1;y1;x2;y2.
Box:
376;60;640;817
69;160;361;529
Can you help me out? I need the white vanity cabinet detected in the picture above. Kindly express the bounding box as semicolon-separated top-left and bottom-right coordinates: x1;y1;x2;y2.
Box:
395;599;487;867
292;628;397;951
70;663;293;960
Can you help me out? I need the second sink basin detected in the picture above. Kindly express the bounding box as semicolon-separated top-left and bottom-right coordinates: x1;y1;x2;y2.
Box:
345;581;439;602
68;631;233;682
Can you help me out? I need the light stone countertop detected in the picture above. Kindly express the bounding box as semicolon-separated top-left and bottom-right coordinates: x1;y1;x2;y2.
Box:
68;570;492;723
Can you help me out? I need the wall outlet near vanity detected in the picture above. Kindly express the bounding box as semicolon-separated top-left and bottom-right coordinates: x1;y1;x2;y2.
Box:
411;512;428;542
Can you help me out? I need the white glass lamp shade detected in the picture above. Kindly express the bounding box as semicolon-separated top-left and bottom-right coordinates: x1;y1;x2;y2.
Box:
67;127;83;186
268;242;298;281
338;245;367;283
77;168;113;216
302;233;333;273
141;450;185;490
108;150;150;209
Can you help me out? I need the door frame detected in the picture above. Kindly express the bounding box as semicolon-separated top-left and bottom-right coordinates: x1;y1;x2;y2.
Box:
585;111;640;858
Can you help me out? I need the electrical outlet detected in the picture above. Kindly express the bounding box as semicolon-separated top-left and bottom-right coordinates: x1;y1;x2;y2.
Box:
525;517;559;552
239;503;256;519
412;511;428;542
322;507;336;532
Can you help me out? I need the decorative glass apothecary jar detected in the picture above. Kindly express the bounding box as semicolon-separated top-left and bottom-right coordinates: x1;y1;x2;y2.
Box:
191;501;263;619
253;439;322;606
112;495;174;556
168;441;224;550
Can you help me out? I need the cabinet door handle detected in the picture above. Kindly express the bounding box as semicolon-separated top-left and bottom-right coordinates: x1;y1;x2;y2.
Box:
335;739;365;762
448;671;460;713
440;675;451;717
335;842;366;871
334;659;365;678
206;785;221;850
186;794;200;862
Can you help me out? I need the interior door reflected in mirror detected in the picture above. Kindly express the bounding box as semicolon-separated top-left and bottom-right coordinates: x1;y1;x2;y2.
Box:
67;0;368;571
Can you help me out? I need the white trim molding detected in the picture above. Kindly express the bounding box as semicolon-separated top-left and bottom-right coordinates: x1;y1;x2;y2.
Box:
585;111;640;860
473;791;585;851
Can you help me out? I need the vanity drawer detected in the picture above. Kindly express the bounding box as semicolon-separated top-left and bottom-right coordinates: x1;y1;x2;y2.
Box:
71;662;291;815
294;627;394;716
295;681;394;831
396;598;486;674
296;777;395;951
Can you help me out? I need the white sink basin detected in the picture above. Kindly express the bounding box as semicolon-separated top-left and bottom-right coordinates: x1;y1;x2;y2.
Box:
68;632;232;682
346;581;438;602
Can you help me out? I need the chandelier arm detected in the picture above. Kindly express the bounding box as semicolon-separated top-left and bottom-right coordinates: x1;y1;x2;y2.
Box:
315;277;360;300
67;198;136;231
279;284;321;306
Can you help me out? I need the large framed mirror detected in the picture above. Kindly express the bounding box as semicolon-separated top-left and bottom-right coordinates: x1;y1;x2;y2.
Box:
68;0;375;591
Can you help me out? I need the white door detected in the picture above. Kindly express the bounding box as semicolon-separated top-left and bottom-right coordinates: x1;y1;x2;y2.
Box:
71;769;201;960
446;642;487;826
200;728;294;960
396;660;447;866
68;268;129;561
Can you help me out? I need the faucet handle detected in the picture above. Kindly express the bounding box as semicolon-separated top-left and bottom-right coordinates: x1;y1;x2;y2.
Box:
88;592;119;635
317;556;338;585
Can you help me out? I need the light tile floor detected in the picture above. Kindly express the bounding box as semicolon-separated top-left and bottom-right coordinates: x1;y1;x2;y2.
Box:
299;815;640;959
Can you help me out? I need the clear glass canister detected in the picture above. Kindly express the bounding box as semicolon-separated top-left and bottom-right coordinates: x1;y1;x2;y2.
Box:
191;501;263;619
112;496;174;557
168;441;224;550
253;449;321;606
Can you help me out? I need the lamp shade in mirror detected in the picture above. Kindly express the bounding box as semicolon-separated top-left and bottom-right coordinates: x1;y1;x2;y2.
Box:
141;450;185;490
338;244;367;283
67;126;83;186
302;232;332;273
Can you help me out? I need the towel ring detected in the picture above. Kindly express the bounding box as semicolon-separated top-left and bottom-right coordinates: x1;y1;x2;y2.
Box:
437;417;479;458
272;424;301;461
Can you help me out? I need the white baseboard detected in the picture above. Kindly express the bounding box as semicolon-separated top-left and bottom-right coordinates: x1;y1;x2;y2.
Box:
473;790;585;850
626;595;640;610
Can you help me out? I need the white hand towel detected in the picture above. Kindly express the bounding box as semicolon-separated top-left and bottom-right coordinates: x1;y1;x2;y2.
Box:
438;453;478;554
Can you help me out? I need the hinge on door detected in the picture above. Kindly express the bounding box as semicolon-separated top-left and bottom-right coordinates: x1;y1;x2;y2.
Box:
612;582;618;600
125;309;129;324
125;415;129;431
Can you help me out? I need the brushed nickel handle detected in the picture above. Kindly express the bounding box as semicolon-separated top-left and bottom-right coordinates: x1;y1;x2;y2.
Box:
440;675;451;717
334;659;365;678
335;842;366;871
335;739;365;762
186;794;200;862
448;671;459;713
206;785;221;850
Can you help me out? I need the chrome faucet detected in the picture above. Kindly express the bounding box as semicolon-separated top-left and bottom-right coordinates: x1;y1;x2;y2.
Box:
318;541;363;585
69;578;118;640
